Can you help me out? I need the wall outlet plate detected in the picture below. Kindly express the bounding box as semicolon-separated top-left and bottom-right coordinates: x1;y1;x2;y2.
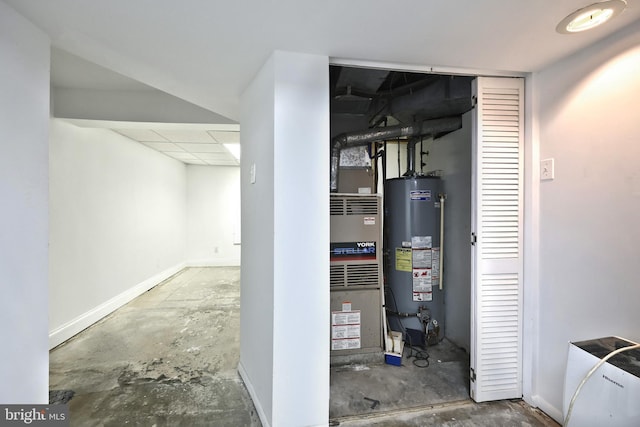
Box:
541;158;555;181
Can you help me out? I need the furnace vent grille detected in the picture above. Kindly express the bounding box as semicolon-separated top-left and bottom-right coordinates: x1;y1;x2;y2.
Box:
330;263;379;287
330;264;346;286
347;264;379;285
330;197;379;216
330;198;345;215
346;198;378;215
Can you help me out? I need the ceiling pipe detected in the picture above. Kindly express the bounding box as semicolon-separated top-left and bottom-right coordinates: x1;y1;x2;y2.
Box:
330;116;461;192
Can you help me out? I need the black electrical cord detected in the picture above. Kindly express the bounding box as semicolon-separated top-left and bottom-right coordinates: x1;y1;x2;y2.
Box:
382;141;387;185
369;143;385;192
385;286;430;368
408;340;430;368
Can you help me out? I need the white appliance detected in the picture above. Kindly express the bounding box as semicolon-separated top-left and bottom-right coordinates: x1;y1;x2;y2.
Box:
563;336;640;427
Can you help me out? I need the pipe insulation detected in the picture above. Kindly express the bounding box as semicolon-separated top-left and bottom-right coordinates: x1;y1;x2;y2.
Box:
330;116;461;191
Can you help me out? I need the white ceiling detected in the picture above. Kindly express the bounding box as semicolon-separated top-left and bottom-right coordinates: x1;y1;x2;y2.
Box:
64;119;241;166
113;128;240;166
51;47;154;92
7;0;640;124
51;48;240;166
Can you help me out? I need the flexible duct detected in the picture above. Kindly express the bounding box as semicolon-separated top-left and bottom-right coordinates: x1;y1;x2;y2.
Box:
330;116;461;192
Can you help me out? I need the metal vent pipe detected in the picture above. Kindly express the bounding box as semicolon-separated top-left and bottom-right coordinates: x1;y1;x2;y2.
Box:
330;116;461;192
405;137;419;176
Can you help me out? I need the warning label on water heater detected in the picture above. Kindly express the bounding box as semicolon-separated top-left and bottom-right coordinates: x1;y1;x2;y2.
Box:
411;236;434;300
411;236;432;249
412;268;433;301
395;248;412;272
412;249;432;268
431;247;440;286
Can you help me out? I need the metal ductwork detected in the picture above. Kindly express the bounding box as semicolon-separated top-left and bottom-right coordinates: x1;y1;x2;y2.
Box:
330;116;462;192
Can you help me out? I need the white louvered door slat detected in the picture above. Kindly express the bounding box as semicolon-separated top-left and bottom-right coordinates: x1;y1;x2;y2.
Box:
470;77;524;402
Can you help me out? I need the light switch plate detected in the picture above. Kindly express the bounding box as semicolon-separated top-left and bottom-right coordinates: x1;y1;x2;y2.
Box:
541;158;554;181
250;163;256;184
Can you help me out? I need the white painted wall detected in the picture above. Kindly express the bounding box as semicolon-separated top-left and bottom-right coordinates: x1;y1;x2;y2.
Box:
187;165;240;266
424;112;472;352
272;51;330;427
49;119;187;347
239;51;330;427
53;87;234;124
239;53;276;425
384;141;409;181
0;0;50;404
532;21;640;421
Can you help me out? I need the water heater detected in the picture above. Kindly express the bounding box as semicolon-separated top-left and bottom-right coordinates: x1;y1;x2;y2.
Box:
385;176;444;344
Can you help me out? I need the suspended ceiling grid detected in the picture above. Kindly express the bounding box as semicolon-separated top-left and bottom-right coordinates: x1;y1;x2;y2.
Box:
113;128;240;166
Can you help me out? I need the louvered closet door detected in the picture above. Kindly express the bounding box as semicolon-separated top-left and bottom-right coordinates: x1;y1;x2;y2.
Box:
470;76;524;402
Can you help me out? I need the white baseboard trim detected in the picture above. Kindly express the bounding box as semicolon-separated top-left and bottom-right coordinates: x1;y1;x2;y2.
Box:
48;262;186;349
238;361;270;427
530;394;563;424
186;258;241;267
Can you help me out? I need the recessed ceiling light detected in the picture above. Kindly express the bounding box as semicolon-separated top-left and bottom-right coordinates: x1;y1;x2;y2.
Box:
556;0;627;34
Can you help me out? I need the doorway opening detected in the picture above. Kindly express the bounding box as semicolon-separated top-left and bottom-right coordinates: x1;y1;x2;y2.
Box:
329;65;474;418
329;65;525;419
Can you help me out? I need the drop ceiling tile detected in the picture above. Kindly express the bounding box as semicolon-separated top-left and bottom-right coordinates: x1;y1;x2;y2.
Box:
183;159;208;165
176;142;226;153
165;152;198;160
141;142;185;152
154;129;215;143
192;152;232;160
206;160;239;166
115;129;167;142
208;130;240;144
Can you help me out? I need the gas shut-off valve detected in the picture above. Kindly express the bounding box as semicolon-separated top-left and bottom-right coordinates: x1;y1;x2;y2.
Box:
419;306;440;346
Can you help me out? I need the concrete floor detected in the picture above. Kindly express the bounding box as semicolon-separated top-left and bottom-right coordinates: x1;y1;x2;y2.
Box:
329;337;559;427
49;267;261;426
333;399;559;426
50;266;559;426
330;339;470;418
